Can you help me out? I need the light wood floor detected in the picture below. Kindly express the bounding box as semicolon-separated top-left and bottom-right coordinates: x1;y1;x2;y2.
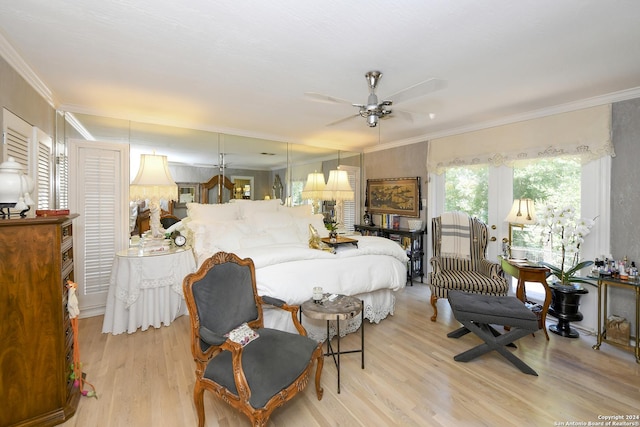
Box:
62;284;640;426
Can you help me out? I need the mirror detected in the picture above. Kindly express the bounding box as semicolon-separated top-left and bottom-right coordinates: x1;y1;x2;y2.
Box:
60;112;362;220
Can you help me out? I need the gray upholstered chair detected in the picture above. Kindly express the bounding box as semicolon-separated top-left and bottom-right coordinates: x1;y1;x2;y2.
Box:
182;251;324;427
428;212;509;321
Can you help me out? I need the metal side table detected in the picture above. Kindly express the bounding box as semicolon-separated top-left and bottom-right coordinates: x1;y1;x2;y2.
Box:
301;294;364;393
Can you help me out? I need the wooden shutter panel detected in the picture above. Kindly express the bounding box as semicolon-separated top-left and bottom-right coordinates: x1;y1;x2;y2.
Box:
80;149;118;295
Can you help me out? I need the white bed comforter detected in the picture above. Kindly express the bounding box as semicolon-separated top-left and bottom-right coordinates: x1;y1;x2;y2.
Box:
216;235;408;305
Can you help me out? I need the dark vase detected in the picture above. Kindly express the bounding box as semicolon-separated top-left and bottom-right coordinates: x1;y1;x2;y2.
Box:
548;283;588;338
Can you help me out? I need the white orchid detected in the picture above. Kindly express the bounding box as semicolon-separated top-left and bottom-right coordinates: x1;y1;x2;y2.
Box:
537;203;596;285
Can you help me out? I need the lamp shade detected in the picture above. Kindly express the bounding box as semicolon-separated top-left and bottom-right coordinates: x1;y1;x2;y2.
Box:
505;198;536;225
301;172;326;200
129;154;178;202
322;169;354;201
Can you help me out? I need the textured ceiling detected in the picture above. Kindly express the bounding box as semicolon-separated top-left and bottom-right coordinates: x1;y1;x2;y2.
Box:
2;0;640;164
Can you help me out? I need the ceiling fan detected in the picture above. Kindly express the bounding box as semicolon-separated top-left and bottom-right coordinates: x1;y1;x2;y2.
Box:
305;70;445;127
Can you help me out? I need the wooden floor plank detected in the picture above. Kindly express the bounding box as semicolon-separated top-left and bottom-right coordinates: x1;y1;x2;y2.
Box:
62;284;640;426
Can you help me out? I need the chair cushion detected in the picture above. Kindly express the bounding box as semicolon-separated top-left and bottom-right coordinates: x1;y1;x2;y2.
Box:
430;270;509;295
448;290;538;330
204;328;318;408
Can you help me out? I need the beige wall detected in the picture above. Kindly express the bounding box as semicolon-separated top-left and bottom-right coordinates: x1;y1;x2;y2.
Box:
0;55;55;137
363;141;428;228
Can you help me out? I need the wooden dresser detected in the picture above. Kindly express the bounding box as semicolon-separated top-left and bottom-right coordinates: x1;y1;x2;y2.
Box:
0;214;80;426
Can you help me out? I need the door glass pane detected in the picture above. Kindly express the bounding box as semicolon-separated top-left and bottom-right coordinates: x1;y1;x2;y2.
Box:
511;156;581;263
444;165;488;223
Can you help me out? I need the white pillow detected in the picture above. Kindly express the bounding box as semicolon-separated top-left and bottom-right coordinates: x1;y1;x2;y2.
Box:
188;221;222;263
191;220;251;253
245;210;302;244
249;211;294;232
231;199;282;219
280;204;313;217
292;214;329;242
186;202;239;222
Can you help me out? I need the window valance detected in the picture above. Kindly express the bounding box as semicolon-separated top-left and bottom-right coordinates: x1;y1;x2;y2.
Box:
427;104;614;174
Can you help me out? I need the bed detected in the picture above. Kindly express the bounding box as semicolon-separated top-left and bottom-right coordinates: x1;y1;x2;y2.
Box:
181;199;408;341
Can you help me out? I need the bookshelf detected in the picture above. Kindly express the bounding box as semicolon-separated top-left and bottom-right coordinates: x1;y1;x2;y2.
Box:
354;224;425;285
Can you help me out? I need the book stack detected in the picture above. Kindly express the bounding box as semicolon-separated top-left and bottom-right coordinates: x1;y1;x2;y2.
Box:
36;209;70;217
380;214;401;230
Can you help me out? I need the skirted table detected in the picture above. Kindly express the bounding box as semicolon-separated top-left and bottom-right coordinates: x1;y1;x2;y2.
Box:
102;246;196;334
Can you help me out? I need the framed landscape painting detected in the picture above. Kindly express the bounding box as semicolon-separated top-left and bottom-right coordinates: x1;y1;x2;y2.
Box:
367;177;420;217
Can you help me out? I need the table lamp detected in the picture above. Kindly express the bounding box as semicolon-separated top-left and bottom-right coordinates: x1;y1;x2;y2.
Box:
301;171;326;214
504;198;536;257
130;154;178;238
322;169;354;230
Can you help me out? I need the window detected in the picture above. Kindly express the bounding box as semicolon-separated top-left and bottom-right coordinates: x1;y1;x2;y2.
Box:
511;157;581;264
444;165;488;222
290;179;304;206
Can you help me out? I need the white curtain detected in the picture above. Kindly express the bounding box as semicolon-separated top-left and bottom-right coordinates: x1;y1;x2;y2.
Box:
427;104;614;174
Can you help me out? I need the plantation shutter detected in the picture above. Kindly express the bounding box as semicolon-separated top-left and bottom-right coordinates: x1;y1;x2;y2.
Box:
2;112;30;166
69;140;129;314
339;165;360;232
83;150;117;294
35;128;52;209
2;109;32;217
57;154;69;209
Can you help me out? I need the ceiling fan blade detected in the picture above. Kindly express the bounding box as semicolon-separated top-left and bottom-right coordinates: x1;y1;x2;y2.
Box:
387;109;414;123
386;78;446;105
326;114;360;127
304;92;354;105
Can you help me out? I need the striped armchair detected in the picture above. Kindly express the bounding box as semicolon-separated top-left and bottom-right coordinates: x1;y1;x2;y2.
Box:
428;213;509;321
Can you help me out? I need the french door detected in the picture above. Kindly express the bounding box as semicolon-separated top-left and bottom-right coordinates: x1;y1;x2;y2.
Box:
428;157;609;314
429;165;511;262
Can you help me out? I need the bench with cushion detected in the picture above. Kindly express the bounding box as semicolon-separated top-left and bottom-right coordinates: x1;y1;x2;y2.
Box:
447;290;540;375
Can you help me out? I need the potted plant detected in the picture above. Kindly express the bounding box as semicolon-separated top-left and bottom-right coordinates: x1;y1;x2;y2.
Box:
325;220;339;242
537;204;596;338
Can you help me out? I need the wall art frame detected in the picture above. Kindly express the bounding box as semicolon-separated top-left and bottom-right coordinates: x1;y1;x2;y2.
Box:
366;177;421;217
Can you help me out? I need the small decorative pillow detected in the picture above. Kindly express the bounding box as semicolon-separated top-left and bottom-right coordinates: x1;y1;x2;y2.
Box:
225;323;259;347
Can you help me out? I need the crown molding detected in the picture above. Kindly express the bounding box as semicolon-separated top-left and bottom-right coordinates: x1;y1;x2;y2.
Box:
366;86;640;154
0;32;56;108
